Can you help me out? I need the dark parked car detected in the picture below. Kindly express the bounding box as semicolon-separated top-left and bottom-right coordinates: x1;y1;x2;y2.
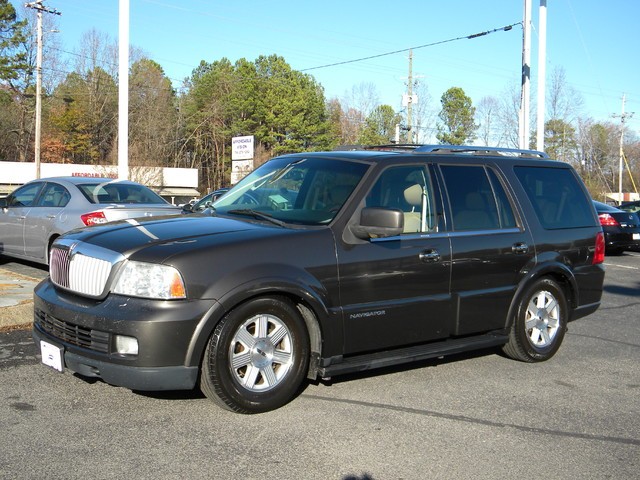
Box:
593;200;640;254
0;177;181;265
619;200;640;214
33;145;605;413
181;188;230;214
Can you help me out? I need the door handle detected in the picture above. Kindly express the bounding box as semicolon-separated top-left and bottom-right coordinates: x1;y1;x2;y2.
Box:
512;242;529;254
419;249;441;263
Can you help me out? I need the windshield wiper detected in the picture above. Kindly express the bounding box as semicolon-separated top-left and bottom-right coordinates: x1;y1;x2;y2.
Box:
227;209;286;227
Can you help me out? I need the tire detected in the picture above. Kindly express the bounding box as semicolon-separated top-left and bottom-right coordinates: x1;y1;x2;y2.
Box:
503;277;567;362
200;296;310;414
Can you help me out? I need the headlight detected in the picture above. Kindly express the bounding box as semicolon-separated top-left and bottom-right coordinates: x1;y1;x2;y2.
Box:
113;261;186;299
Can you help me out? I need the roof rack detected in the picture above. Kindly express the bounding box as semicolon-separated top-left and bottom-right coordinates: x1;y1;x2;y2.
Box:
413;145;549;158
333;144;549;158
333;144;421;152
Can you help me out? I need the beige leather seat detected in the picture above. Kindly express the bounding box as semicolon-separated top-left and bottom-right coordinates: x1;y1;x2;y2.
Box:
403;184;423;233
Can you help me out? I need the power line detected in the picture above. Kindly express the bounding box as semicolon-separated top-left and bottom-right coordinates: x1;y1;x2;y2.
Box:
300;22;521;72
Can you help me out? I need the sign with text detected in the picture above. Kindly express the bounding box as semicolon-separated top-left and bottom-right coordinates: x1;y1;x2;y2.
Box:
232;135;254;160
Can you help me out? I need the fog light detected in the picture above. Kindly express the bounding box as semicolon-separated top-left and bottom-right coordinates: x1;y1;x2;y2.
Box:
115;335;139;355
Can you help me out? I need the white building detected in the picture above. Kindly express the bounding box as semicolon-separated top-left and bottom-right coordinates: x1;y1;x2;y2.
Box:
0;162;200;205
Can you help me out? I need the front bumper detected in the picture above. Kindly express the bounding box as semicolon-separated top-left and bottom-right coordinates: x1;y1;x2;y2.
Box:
33;279;217;391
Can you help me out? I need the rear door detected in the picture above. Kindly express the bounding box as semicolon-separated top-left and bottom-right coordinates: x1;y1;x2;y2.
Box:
337;164;453;354
23;182;71;262
439;164;535;335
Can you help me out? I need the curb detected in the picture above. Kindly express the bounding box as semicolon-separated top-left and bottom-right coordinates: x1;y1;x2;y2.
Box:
0;302;33;332
0;268;38;332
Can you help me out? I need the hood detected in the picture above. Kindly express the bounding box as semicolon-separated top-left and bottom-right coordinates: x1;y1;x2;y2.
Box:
59;214;272;258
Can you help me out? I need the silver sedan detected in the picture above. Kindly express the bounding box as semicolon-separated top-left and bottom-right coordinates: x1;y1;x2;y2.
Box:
0;176;181;265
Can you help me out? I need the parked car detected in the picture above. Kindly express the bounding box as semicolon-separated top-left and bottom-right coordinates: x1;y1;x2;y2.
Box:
181;188;229;214
593;200;640;254
33;145;605;413
0;177;181;265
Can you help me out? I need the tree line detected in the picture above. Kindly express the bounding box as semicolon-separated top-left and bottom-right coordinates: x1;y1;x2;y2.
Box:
0;1;637;198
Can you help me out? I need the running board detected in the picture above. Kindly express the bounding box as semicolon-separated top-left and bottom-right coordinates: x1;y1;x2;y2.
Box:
318;333;508;378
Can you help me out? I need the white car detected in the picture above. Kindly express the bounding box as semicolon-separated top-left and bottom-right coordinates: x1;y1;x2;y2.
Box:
0;176;181;265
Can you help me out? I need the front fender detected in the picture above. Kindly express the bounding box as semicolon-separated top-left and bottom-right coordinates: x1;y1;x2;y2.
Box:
183;266;340;369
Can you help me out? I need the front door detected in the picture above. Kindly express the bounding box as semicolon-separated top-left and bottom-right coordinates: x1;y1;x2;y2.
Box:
337;164;453;355
0;182;44;257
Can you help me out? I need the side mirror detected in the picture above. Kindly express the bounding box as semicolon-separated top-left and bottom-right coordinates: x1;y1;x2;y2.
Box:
0;197;8;208
181;203;194;212
351;207;404;240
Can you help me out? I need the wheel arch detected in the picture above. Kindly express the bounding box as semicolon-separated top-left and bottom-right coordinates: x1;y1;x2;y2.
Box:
184;279;330;379
505;262;577;330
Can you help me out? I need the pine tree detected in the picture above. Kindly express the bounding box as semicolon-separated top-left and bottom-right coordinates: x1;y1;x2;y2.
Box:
0;0;28;83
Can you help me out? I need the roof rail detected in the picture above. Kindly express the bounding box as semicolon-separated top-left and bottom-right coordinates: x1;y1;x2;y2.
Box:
333;144;422;152
413;145;549;158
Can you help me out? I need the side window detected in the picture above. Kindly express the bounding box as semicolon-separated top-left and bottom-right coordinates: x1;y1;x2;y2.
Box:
488;169;517;228
365;165;437;233
441;165;516;231
514;166;594;229
37;183;71;208
6;182;43;207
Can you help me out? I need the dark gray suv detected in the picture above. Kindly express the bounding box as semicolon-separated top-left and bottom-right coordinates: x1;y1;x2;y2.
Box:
33;145;606;413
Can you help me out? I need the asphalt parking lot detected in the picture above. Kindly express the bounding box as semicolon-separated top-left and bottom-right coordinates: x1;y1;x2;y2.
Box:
0;253;639;479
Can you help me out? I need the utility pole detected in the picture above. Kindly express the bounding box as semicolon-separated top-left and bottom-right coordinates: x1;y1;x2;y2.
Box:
614;94;634;204
25;0;60;179
406;49;413;143
519;0;531;150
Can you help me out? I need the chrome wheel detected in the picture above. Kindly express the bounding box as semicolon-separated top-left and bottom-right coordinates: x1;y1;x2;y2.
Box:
524;289;560;348
200;296;309;413
229;313;293;392
503;277;567;362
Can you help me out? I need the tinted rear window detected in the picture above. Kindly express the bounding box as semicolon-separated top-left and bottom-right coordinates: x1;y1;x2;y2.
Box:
78;183;167;205
514;166;594;229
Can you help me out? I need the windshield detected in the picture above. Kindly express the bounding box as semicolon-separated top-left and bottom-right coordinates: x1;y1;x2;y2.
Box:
213;156;368;225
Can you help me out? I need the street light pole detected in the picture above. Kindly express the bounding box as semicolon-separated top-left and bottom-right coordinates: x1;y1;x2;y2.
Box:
536;0;547;152
118;0;129;180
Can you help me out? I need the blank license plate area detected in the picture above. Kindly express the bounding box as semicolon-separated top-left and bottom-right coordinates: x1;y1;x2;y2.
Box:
40;340;64;372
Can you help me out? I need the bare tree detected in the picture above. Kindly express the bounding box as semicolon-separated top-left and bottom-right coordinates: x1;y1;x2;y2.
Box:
476;96;501;147
336;82;380;143
342;82;379;118
410;81;436;143
73;29;117;78
547;66;583;123
496;81;521;148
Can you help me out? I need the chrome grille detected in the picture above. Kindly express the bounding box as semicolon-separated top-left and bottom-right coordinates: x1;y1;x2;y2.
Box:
35;308;110;353
49;246;70;287
69;253;112;296
50;242;119;298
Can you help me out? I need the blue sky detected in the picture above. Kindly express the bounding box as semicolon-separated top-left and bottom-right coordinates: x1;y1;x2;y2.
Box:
25;0;640;135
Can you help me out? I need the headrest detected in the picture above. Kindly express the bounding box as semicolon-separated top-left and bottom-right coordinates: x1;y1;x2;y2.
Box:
404;184;423;207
